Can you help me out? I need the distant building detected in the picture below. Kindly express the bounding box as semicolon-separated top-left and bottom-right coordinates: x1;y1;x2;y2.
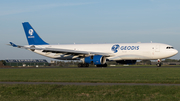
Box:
4;59;49;67
162;62;180;65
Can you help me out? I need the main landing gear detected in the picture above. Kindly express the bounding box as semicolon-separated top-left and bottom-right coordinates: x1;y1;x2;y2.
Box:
156;59;162;67
96;63;107;67
78;63;89;67
77;63;107;67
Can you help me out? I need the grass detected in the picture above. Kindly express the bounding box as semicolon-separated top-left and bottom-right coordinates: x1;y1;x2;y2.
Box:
0;67;180;83
1;67;180;100
0;84;180;101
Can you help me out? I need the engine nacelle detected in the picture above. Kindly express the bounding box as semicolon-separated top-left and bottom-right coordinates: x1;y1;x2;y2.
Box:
84;55;106;65
116;60;136;65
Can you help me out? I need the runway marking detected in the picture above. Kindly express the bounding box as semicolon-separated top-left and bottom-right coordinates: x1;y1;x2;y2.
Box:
0;82;180;86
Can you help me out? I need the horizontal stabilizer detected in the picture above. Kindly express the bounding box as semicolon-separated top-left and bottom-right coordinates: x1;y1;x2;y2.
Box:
9;42;25;49
10;42;18;47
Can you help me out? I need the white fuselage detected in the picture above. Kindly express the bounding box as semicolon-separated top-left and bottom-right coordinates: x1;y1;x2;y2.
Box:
25;43;178;61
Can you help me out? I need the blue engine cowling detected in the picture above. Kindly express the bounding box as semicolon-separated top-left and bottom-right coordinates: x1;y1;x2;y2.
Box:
116;60;136;65
84;55;106;65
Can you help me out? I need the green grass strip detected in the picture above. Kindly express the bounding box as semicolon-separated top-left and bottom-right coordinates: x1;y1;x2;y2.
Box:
0;67;180;83
0;84;180;101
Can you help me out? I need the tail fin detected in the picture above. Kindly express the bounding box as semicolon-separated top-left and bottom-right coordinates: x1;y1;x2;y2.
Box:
22;22;49;45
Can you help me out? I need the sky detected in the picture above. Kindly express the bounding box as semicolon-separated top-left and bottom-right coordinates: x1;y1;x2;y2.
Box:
0;0;180;61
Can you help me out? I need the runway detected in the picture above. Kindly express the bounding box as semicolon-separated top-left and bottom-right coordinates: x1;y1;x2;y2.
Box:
0;82;180;86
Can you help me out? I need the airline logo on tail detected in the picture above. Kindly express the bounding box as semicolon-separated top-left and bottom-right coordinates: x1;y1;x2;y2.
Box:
28;29;34;38
29;29;33;35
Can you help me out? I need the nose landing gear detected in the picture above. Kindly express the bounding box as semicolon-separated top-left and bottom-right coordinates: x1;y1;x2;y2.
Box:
156;59;162;67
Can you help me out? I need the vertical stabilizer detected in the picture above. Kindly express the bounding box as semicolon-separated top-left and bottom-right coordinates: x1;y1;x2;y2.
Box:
22;22;49;45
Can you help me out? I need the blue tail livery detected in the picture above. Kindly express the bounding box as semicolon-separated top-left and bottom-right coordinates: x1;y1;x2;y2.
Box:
22;22;49;45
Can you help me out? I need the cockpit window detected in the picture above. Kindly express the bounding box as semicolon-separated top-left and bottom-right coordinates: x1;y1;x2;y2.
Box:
166;47;174;49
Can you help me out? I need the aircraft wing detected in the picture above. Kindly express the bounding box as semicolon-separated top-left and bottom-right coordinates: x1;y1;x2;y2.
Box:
9;42;111;57
34;47;111;57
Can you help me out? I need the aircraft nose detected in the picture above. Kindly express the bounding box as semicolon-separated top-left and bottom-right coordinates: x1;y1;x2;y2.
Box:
174;49;178;54
173;49;178;55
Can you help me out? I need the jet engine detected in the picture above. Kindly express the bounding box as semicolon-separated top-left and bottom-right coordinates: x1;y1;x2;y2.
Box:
84;55;106;65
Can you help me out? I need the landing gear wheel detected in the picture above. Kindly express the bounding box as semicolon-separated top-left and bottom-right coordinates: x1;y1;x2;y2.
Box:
86;63;89;67
83;63;89;67
156;59;162;67
96;63;107;67
156;63;161;67
104;63;107;67
78;63;89;67
78;63;82;67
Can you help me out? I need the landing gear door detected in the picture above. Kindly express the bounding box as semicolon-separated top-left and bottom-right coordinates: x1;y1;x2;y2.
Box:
155;45;160;52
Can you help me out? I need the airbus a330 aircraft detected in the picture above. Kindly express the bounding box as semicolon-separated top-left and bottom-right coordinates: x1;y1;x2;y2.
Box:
9;22;178;67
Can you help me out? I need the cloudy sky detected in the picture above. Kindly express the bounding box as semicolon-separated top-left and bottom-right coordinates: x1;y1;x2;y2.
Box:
0;0;180;61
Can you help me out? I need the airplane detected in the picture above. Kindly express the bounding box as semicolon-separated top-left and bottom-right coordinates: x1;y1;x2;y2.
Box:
9;22;178;67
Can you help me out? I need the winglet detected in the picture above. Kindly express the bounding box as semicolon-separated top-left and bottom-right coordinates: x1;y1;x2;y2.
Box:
10;42;18;47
